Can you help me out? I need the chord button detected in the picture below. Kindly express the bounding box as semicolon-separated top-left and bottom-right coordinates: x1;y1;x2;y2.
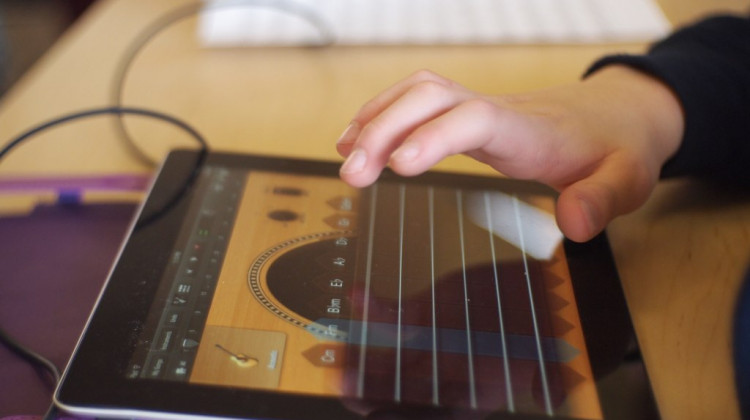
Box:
334;237;349;247
324;214;355;230
327;196;356;212
310;273;349;295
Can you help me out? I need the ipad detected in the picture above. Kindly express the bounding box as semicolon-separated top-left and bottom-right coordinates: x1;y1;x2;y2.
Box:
55;150;659;420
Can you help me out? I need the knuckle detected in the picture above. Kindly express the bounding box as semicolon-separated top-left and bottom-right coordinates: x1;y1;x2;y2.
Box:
410;69;442;82
408;69;461;90
409;79;451;98
461;97;500;119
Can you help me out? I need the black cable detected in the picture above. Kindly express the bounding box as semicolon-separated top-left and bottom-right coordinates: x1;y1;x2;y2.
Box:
1;106;208;162
42;404;61;420
134;146;207;230
0;326;61;387
110;0;335;167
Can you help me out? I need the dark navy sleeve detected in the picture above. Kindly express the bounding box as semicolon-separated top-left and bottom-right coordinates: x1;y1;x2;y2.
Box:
585;15;750;187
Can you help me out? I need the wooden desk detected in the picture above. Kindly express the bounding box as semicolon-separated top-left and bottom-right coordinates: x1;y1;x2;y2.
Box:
1;1;749;419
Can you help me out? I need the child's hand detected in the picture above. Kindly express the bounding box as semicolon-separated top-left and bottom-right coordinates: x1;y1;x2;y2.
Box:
336;67;684;242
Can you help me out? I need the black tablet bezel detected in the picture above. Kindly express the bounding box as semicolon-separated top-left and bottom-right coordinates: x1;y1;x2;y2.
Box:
55;150;659;420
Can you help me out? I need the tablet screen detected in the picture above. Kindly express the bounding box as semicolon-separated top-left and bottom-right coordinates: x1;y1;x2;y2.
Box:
57;151;657;420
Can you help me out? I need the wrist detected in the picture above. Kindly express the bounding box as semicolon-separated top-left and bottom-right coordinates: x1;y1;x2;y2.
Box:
585;65;685;171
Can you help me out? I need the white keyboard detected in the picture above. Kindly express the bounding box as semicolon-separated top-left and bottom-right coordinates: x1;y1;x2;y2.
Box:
199;0;672;46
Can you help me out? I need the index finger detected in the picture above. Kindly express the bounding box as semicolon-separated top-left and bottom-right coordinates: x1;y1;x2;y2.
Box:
336;70;462;155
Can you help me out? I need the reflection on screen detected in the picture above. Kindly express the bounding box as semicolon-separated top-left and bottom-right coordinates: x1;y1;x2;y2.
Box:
130;168;603;419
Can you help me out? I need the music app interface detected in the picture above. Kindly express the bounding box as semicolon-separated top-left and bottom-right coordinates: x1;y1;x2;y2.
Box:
130;166;604;419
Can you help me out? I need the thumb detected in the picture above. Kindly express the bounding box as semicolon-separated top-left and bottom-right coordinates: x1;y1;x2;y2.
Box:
554;155;656;242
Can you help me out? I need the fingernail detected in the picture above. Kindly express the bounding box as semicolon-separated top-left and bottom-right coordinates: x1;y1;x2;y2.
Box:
391;142;420;163
337;121;359;146
340;148;367;174
579;199;601;237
